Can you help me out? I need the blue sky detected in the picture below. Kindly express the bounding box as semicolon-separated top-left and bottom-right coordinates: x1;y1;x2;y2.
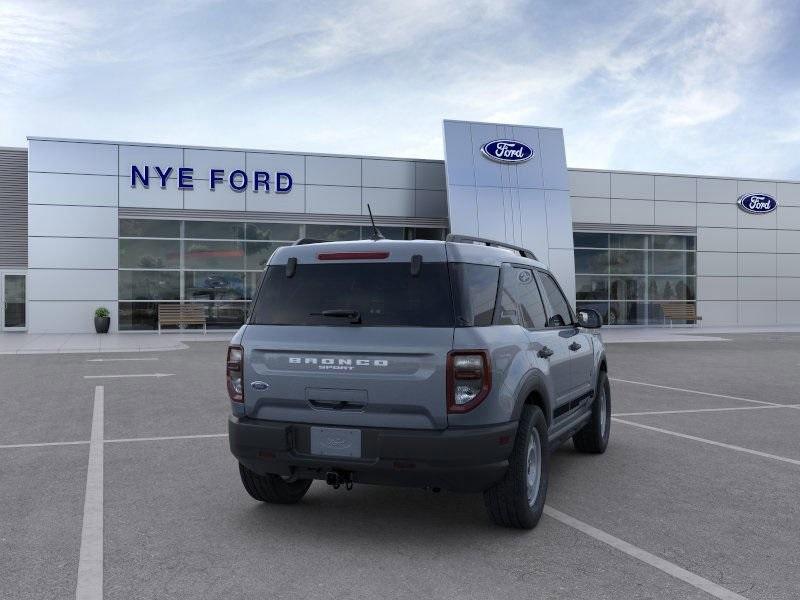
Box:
1;0;799;178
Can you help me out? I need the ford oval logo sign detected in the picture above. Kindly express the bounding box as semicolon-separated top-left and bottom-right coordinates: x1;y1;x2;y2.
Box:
737;193;777;214
481;140;534;163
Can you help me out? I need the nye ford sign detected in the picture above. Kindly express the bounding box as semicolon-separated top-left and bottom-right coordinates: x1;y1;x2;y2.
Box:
480;140;534;163
130;165;293;193
737;193;777;214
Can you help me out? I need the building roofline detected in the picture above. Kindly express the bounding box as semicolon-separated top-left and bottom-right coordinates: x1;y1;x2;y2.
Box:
442;119;563;132
25;136;445;164
568;166;800;185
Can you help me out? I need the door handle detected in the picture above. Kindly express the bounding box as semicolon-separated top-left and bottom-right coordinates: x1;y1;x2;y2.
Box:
537;346;554;359
569;342;582;352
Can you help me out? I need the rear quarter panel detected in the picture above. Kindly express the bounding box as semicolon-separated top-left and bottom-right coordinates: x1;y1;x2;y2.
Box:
449;326;533;427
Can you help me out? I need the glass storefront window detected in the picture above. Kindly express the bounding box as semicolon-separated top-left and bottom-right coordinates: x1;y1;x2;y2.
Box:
119;219;180;238
184;272;245;301
245;222;301;241
119;239;180;269
119;271;180;301
185;221;245;240
573;232;609;248
575;275;608;300
610;250;645;274
610;276;646;301
574;232;696;325
184;240;245;269
306;224;361;241
575;249;610;274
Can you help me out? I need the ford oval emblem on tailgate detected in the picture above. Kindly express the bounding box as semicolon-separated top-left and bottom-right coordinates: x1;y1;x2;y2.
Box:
480;139;534;163
251;381;269;390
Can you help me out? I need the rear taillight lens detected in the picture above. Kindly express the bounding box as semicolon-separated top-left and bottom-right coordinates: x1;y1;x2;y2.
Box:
227;345;244;402
447;350;491;413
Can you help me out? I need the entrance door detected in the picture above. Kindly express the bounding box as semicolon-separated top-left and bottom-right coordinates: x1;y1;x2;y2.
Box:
1;272;27;331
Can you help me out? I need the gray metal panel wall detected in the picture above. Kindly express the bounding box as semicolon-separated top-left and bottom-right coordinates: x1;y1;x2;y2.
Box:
0;148;28;267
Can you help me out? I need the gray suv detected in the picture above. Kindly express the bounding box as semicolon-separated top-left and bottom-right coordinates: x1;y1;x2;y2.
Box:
227;234;610;529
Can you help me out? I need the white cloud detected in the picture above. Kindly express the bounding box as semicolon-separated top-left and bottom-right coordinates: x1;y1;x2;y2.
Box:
0;1;93;96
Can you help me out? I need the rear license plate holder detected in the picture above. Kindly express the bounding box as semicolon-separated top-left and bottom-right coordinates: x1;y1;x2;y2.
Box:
309;427;362;458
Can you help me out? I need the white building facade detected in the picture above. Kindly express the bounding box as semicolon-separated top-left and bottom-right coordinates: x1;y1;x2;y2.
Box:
0;120;798;334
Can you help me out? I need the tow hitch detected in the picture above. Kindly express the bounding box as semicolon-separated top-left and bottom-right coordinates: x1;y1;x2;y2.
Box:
325;470;353;490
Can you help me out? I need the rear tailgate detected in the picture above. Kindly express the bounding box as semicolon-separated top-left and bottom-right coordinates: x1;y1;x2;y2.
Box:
242;326;452;429
242;240;454;430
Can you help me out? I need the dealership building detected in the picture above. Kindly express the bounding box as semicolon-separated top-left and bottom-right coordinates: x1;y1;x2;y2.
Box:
1;119;799;334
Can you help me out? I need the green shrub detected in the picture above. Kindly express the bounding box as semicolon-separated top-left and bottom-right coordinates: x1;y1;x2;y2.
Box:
95;307;110;318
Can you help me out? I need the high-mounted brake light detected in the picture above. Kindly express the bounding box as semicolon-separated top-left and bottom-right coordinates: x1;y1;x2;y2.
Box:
226;345;244;402
447;350;491;413
317;251;390;260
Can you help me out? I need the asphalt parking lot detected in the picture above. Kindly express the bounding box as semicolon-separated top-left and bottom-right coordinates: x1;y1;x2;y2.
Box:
2;333;799;600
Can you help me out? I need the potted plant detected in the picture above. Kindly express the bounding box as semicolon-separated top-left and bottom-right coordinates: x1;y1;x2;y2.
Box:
94;307;111;334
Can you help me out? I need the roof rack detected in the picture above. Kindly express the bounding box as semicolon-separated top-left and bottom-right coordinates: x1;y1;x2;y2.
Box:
293;238;328;245
446;234;537;260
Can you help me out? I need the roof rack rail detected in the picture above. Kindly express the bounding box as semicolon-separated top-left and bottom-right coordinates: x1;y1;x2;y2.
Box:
446;234;537;260
293;238;328;245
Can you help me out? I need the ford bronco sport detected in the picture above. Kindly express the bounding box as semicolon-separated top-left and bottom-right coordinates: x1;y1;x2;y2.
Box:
227;234;609;529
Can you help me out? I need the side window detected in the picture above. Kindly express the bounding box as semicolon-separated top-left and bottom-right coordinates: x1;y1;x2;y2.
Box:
496;266;547;329
539;271;573;327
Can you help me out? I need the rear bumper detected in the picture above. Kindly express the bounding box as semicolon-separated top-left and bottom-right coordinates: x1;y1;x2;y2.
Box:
228;416;517;493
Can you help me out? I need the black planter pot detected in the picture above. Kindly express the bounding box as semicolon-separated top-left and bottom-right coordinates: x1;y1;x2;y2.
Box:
94;316;110;334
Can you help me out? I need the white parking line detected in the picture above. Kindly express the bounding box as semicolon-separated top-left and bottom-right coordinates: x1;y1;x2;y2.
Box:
86;357;159;362
544;506;748;600
610;378;779;406
614;404;800;417
0;440;90;449
613;418;800;467
75;386;104;600
105;433;227;444
82;373;174;379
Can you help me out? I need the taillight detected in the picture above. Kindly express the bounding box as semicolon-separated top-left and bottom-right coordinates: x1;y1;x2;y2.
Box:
227;345;244;402
447;350;491;413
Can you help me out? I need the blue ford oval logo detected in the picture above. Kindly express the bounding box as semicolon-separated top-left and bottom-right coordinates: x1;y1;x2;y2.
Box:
481;139;534;163
738;193;777;214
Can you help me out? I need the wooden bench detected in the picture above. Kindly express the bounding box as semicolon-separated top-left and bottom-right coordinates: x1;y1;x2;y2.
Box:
661;303;702;327
158;304;207;334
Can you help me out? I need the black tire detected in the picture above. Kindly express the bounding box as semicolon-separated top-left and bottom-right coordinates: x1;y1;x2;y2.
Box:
238;463;312;504
573;371;611;454
483;405;549;529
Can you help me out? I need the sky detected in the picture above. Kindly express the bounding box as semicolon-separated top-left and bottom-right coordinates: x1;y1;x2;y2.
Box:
1;0;799;179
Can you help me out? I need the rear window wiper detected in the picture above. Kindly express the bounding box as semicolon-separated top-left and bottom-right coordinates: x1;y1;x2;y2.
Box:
310;309;362;324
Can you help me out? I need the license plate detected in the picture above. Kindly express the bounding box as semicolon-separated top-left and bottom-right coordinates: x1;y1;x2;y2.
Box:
310;427;362;458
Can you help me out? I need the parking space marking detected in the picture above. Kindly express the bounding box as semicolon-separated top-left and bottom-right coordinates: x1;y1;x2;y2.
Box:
86;357;159;362
614;404;800;417
544;506;748;600
82;373;174;379
0;440;89;449
76;386;104;600
613;418;800;467
610;378;779;406
105;433;227;444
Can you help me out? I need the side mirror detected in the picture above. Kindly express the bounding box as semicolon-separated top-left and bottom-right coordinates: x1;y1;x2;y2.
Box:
577;308;602;329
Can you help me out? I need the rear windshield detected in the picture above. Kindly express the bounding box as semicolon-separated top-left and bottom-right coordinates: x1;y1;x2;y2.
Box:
250;262;454;327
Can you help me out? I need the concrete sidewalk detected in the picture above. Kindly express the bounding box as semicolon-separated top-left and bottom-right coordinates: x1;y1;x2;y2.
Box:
0;331;233;354
600;324;800;343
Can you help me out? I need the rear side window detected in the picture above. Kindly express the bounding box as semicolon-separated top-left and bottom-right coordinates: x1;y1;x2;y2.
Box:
449;263;499;326
250;262;454;327
497;265;547;329
538;271;573;327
